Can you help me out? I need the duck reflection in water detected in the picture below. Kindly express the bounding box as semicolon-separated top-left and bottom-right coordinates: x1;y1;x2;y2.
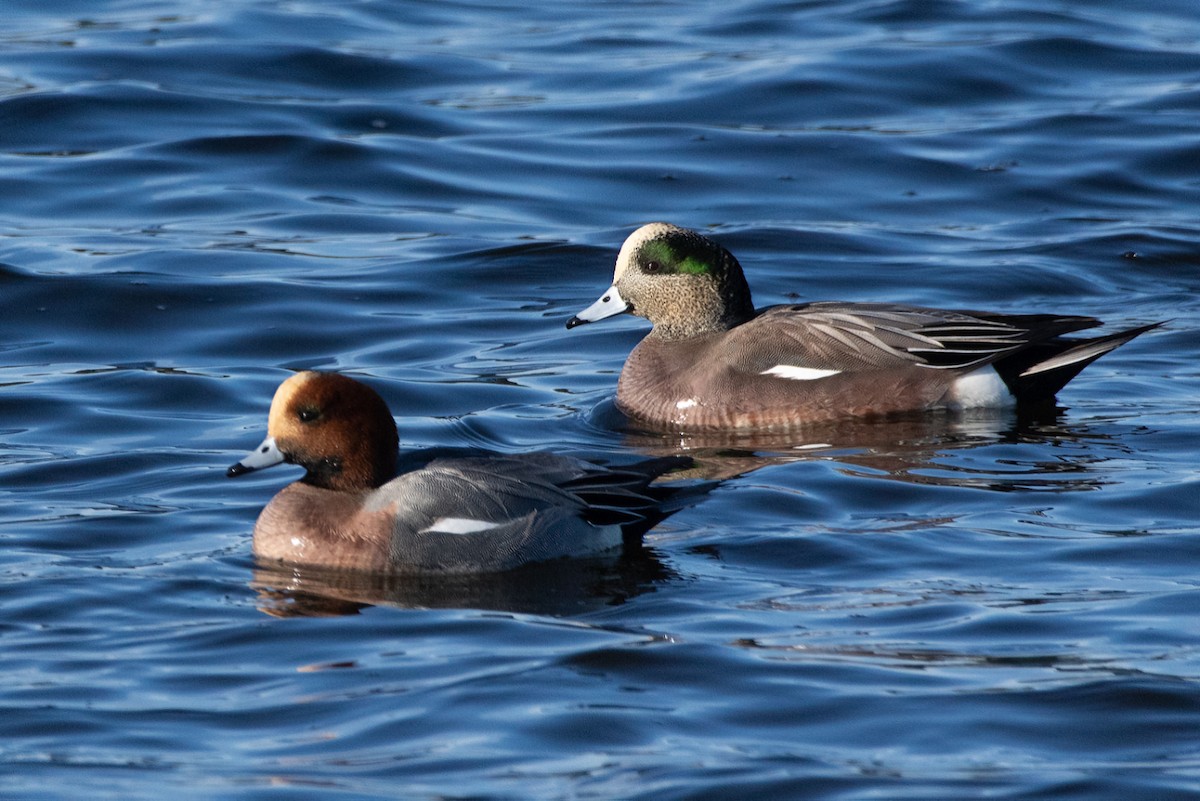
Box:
250;549;676;617
591;398;1130;494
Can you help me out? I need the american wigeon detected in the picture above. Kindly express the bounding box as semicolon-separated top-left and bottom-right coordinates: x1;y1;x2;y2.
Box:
227;371;693;574
567;222;1161;430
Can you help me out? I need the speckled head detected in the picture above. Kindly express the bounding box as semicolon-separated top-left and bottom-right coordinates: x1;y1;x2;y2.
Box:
264;371;399;491
598;223;756;340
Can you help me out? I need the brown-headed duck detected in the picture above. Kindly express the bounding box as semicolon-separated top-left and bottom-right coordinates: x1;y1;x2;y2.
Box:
567;222;1161;430
227;371;692;574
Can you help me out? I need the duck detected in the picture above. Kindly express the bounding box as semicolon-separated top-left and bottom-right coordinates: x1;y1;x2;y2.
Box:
566;222;1161;431
227;371;694;574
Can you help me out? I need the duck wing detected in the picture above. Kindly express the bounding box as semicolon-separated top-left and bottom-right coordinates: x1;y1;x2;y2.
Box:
373;454;693;573
728;302;1102;374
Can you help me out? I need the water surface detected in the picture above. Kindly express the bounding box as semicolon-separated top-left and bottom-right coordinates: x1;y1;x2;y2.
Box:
2;1;1200;799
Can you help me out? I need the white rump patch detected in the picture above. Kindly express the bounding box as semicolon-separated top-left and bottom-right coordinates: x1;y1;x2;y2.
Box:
761;365;842;381
421;517;506;536
948;367;1014;409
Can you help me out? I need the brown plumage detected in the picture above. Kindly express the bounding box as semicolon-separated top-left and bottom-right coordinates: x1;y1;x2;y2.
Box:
228;372;697;573
567;223;1161;431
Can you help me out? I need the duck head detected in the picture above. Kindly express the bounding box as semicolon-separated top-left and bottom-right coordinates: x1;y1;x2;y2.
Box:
567;222;756;340
227;371;399;492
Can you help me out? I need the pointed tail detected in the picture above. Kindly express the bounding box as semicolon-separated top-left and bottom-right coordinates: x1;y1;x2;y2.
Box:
1000;321;1164;402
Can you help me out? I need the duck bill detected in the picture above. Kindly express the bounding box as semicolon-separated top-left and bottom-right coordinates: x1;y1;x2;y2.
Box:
227;435;285;477
566;284;630;329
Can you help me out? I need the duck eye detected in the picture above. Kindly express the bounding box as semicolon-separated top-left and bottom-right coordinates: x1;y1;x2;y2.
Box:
645;260;662;273
297;407;321;423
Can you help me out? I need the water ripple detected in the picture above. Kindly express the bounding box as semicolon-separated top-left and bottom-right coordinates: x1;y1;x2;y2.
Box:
2;0;1199;798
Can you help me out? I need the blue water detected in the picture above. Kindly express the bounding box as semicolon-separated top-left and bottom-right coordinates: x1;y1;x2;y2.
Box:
3;1;1200;798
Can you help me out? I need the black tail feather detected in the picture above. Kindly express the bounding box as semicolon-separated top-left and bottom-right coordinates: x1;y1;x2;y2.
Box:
995;321;1163;402
569;455;713;542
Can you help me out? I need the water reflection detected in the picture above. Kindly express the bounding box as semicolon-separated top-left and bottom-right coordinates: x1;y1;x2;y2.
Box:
731;637;1096;671
251;547;675;617
600;401;1128;493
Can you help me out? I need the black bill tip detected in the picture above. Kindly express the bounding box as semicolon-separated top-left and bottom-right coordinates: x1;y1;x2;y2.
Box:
226;462;255;478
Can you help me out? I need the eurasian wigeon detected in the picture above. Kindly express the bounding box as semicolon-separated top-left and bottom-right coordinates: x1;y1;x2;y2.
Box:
228;371;692;574
567;222;1161;430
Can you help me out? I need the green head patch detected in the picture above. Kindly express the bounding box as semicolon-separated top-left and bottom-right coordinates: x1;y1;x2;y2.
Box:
641;238;713;276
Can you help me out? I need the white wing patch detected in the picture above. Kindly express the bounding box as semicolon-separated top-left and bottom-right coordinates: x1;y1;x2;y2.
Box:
421;517;506;536
762;365;843;381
